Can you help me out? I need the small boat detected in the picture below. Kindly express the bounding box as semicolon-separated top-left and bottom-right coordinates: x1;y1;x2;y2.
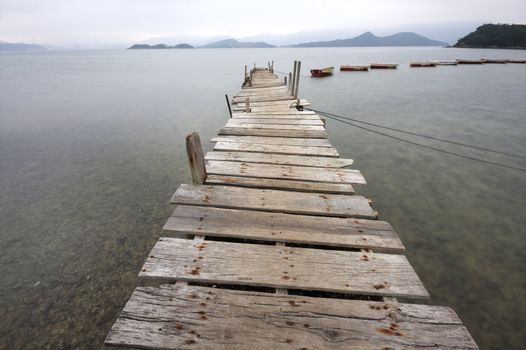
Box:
456;59;484;64
370;63;398;69
410;61;437;67
482;59;508;64
436;60;458;66
506;59;526;64
310;67;334;77
340;65;369;71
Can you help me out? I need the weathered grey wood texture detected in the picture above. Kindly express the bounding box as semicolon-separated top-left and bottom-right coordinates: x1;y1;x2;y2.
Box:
205;160;365;184
186;132;206;185
205;151;354;168
219;127;328;138
204;174;355;193
163;205;403;252
140;238;428;298
211;135;333;147
106;284;478;350
171;184;377;218
214;141;339;156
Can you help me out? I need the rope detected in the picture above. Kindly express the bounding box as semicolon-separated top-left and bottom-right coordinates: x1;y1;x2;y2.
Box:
306;107;526;160
307;108;526;172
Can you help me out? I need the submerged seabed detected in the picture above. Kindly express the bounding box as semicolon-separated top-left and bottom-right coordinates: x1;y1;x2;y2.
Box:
0;47;525;349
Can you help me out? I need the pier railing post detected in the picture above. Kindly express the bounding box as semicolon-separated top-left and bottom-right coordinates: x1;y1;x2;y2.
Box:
245;97;251;113
294;61;301;99
185;132;206;185
291;61;297;96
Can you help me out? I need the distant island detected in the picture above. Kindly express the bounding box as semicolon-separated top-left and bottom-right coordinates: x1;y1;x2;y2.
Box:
200;39;275;48
289;32;448;47
0;41;46;51
128;43;193;49
454;24;526;49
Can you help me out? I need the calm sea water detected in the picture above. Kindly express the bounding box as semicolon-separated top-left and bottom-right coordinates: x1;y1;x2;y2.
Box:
1;47;525;349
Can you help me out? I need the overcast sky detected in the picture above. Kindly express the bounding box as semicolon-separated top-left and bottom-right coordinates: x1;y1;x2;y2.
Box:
1;0;525;46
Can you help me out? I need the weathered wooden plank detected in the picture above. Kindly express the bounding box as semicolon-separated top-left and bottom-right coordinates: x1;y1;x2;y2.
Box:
185;133;206;185
232;113;321;120
232;110;316;115
106;284;476;350
206;160;366;184
236;87;289;94
214;141;338;157
226;118;324;125
205;174;355;194
171;184;377;218
223;123;324;131
232;94;294;101
234;98;309;107
139;238;428;298
211;136;332;147
219;127;328;138
205;151;354;168
163;205;403;252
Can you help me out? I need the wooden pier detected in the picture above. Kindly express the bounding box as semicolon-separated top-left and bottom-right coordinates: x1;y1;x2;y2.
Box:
105;64;478;349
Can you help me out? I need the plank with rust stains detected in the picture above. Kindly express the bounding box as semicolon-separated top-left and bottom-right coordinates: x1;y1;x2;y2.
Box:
226;118;324;126
163;205;403;252
214;141;338;157
204;174;355;194
171;184;377;218
219;127;328;138
205;160;365;184
106;284;477;350
210;136;332;147
139;238;428;298
205;151;353;168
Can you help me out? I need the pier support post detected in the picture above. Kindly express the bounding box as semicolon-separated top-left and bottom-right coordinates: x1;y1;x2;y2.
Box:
284;76;287;86
288;72;292;90
271;60;274;73
245;97;251;113
186;132;206;185
291;61;297;95
294;61;301;99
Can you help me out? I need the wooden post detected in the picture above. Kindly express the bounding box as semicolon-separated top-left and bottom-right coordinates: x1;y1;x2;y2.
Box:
288;72;292;89
284;76;287;85
294;61;301;99
291;61;297;95
245;97;251;113
271;60;274;73
244;65;247;79
186;133;206;185
225;94;232;118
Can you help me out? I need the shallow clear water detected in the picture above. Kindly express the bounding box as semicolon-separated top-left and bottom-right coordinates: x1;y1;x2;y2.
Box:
1;47;525;349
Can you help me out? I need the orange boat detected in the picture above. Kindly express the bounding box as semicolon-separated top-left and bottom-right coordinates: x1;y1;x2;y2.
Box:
311;67;334;77
370;63;398;69
340;65;369;71
410;61;437;67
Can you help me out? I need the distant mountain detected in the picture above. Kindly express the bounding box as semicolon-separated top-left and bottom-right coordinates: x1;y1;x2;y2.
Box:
200;39;275;48
128;43;193;49
454;24;526;49
290;32;447;47
0;41;46;51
